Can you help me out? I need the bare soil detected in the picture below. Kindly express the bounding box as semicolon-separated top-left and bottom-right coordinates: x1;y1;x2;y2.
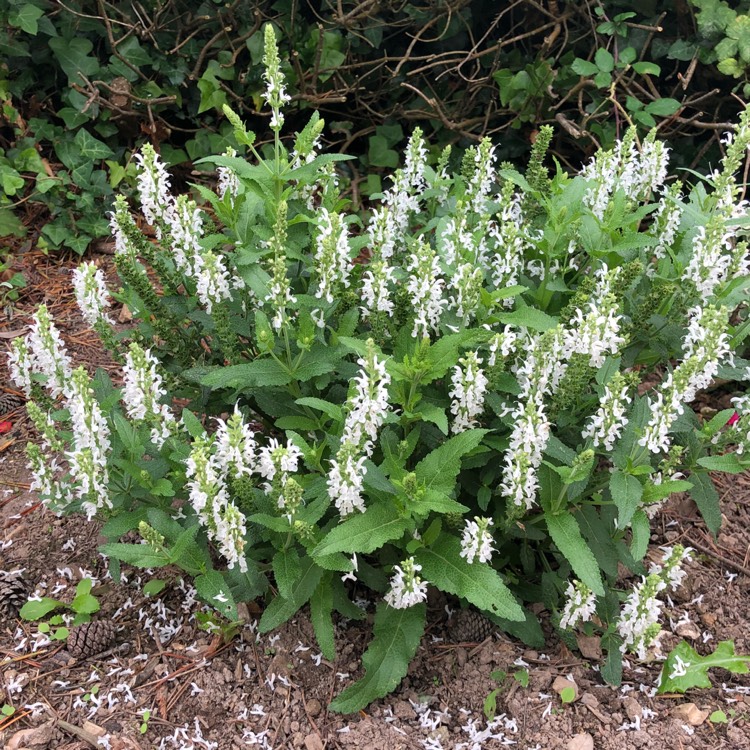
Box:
1;248;749;750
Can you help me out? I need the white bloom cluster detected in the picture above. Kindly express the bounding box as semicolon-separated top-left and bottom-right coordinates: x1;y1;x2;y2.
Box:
564;265;625;367
360;260;396;319
261;24;291;130
122;343;176;448
449;351;488;434
650;183;683;265
195;251;232;314
403;127;428;196
581;372;631;450
7;336;33;396
313;208;351;304
459;517;495;564
186;433;247;571
582;130;669;219
449;262;484;325
640;305;731;453
466;138;496;216
683;221;735;297
109;195;137;257
406;242;448;338
66;367;112;519
440;208;472;267
559;579;597;630
25;304;73;399
266;254;296;331
258;437;303;483
329;341;391;516
72;262;113;327
215;405;258;478
724;394;750;454
487;327;517;367
617;544;690;658
217;147;240;201
135;143;173;236
367;208;398;260
168;195;204;276
649;545;692;591
27;443;68;510
385;557;428;609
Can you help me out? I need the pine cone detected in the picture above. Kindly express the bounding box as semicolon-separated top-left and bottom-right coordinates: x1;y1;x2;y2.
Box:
0;391;25;416
448;608;497;642
0;571;28;618
67;620;117;659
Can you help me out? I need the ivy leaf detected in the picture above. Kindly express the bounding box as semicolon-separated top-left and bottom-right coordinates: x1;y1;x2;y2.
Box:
329;602;425;713
313;503;409;558
415;532;524;621
658;641;750;694
8;4;44;34
544;512;604;596
48;38;99;82
645;98;681;116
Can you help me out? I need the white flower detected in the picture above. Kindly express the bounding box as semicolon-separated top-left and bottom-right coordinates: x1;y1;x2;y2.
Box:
341;340;391;454
109;195;137;257
559;580;597;630
581;372;631;451
385;557;428;609
403;127;428;195
257;438;302;482
168;195;204;276
466;138;496;215
72;262;113;326
217;147;240;200
651;545;692;591
617;572;667;659
327;442;367;516
215;405;257;478
122;343;175;448
196;251;232;313
449;351;488;434
26;304;73;399
262;24;290;131
313;208;351;304
265;255;296;331
7;336;33;396
683;222;733;297
406;242;449;338
487;327;517;367
448;262;484;325
135;143;173;236
460;517;495;564
361;261;395;318
367;208;397;260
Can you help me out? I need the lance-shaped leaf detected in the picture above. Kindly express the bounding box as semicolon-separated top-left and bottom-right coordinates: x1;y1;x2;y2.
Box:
414;429;488;495
415;532;524;621
658;640;750;694
329;602;425;713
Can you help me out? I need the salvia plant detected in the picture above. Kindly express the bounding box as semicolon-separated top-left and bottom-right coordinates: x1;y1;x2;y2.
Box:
8;25;750;712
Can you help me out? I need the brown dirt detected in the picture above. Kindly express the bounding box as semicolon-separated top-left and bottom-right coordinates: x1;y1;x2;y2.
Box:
1;249;749;750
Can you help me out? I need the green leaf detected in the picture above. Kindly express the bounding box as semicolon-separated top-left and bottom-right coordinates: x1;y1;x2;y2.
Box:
329;601;425;713
20;597;63;621
630;510;650;562
544;512;604;596
414;429;488;495
415;532;524;621
273;548;301;600
48;38;100;82
195;359;293;389
484;688;499;720
632;61;661;76
658;641;750;694
99;543;171;569
497;308;557;332
416;403;448;435
645;98;681;116
710;710;728;724
610;471;643;528
143;579;167;597
71;593;100;615
9;4;44;34
180;409;206;438
195;569;237;622
642;479;693;503
310;575;336;660
560;686;576;703
688;472;722;536
295;397;343;423
595;48;615;72
313;503;409;558
74;129;114;161
697;454;745;474
571;58;600;76
259;558;324;632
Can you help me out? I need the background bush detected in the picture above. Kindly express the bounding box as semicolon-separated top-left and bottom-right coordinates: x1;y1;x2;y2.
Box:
0;0;748;255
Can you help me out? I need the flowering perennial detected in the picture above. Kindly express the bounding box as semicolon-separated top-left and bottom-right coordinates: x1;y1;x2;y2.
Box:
449;351;488;434
72;262;113;327
559;580;597;631
385;557;428;609
459;517;495;564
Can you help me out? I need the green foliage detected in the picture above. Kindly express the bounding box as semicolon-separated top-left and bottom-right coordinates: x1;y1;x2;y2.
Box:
658;640;750;693
19;577;101;635
13;41;750;711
